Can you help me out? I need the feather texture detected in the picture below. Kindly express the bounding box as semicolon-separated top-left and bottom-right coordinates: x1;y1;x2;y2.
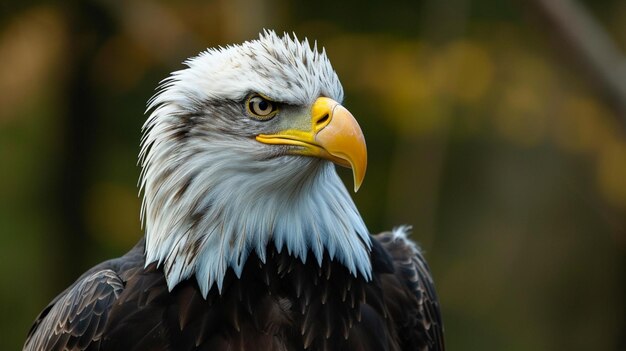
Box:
139;31;371;295
25;233;444;351
25;30;445;351
375;227;445;351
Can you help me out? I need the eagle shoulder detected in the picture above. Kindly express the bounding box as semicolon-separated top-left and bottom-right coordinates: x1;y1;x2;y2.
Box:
23;268;124;351
374;226;445;351
24;239;145;351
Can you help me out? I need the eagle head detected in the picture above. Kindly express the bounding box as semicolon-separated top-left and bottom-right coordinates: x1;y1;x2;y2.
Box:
140;30;372;296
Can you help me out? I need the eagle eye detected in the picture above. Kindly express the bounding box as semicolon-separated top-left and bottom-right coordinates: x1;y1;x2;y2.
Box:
247;95;278;120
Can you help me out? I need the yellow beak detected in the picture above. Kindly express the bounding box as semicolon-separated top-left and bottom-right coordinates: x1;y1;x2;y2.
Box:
256;97;367;192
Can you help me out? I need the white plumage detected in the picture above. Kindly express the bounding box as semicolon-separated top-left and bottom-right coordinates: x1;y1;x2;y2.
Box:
140;30;371;296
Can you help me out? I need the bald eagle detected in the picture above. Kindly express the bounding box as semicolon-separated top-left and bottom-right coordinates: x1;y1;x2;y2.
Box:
24;31;444;351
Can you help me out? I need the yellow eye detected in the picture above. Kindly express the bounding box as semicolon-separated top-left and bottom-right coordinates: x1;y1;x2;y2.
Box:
247;95;277;120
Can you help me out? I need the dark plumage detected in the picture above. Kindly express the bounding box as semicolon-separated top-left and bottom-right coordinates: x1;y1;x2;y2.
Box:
25;231;443;351
24;31;444;350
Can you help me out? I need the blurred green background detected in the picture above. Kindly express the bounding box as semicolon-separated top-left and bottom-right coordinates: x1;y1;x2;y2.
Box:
1;0;625;349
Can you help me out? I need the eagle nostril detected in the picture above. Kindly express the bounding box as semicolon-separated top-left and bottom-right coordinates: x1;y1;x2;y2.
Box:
317;113;330;126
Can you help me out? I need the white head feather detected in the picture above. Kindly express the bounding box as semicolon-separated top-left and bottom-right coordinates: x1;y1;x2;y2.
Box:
139;30;372;297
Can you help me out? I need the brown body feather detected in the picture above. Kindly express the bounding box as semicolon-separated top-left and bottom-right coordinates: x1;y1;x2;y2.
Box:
25;232;443;351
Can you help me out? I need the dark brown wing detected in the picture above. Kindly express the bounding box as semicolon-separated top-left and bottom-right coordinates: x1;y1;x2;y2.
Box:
24;269;124;351
374;227;445;351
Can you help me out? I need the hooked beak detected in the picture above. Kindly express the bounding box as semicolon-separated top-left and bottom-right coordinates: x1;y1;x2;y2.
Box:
256;97;367;192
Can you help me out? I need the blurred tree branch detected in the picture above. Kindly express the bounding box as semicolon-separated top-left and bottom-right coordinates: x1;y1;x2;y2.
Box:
386;0;469;247
522;2;626;348
524;0;626;131
52;1;116;290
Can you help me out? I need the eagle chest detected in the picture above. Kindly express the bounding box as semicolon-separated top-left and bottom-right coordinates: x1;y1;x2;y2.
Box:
107;249;378;351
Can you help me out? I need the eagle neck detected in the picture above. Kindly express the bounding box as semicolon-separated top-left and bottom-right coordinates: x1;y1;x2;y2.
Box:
141;145;372;297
